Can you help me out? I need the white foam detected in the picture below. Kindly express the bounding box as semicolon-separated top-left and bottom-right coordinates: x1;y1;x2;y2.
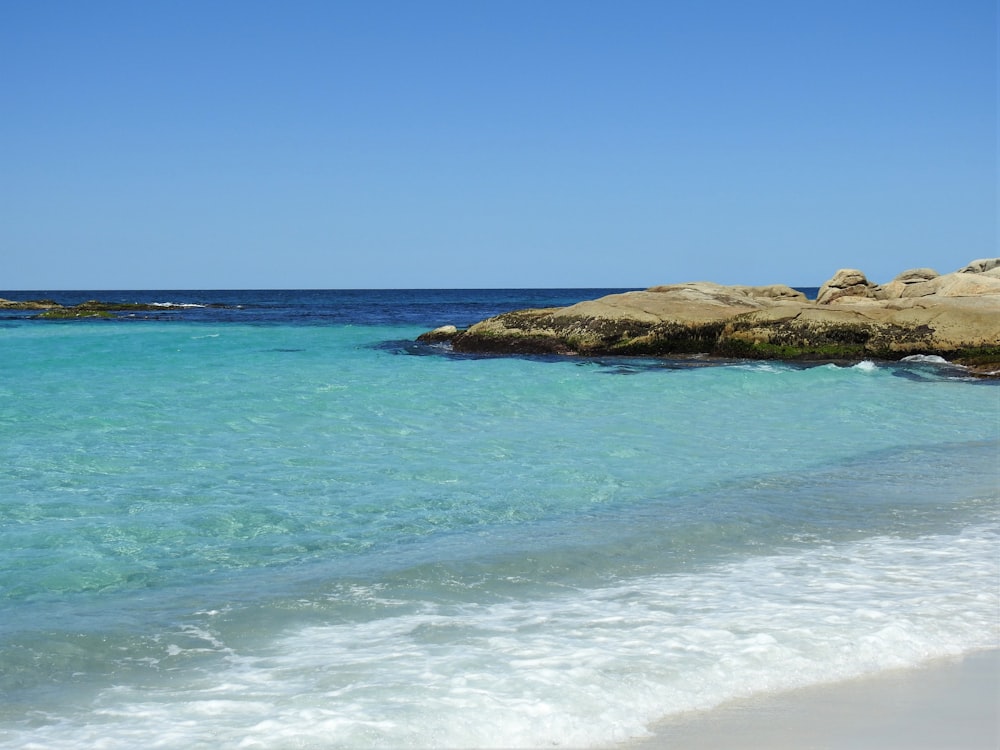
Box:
853;360;878;372
901;354;950;364
7;522;997;750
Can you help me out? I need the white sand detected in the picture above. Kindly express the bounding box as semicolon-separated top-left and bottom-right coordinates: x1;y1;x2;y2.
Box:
619;650;999;750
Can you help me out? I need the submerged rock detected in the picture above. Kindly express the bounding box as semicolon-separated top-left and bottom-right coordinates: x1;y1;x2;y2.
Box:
419;260;1000;374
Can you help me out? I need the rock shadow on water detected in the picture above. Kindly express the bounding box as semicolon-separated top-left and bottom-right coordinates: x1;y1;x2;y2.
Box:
384;339;999;384
374;339;571;364
379;339;821;374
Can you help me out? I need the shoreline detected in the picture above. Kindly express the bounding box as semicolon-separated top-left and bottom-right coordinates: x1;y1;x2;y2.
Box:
616;649;999;750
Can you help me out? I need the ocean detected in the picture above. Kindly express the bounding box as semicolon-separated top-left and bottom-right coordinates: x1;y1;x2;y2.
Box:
1;288;997;749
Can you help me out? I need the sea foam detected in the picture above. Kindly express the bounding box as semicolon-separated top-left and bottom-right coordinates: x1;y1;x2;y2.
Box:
6;521;996;750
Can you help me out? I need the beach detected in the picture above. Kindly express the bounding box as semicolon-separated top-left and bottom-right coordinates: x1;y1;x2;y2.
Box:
625;649;999;750
0;289;996;749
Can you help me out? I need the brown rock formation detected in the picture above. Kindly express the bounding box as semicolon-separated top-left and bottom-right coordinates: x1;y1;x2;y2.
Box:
418;260;1000;374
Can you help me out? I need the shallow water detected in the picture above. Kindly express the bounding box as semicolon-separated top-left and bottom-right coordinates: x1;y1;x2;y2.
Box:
0;289;996;748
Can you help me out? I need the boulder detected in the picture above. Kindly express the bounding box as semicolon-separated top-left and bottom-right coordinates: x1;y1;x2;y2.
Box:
894;268;940;282
732;284;808;301
958;258;1000;274
932;271;1000;297
815;269;879;304
878;265;1000;300
879;268;941;299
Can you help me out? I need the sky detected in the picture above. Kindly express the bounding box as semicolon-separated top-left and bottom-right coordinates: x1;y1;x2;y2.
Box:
1;0;996;289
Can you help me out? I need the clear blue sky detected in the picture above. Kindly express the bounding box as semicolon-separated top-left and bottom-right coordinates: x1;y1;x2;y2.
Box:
1;0;996;289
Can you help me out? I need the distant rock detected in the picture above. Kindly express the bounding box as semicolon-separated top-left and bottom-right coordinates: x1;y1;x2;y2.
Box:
418;259;1000;376
36;300;179;319
0;298;62;310
0;298;216;318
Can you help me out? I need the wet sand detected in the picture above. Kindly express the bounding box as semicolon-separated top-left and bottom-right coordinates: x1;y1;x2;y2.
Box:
621;649;999;750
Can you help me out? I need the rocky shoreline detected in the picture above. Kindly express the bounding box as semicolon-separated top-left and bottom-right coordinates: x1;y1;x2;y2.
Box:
419;259;1000;377
0;299;226;318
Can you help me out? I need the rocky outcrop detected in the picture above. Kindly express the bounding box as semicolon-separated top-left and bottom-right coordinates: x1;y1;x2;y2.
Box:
0;298;62;310
418;260;1000;374
37;301;186;319
0;298;222;318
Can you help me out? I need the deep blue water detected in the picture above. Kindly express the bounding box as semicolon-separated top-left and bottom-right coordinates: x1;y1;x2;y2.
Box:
0;288;640;327
0;287;821;327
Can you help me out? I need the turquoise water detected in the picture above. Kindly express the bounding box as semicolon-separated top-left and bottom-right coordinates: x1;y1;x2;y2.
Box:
1;291;997;748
